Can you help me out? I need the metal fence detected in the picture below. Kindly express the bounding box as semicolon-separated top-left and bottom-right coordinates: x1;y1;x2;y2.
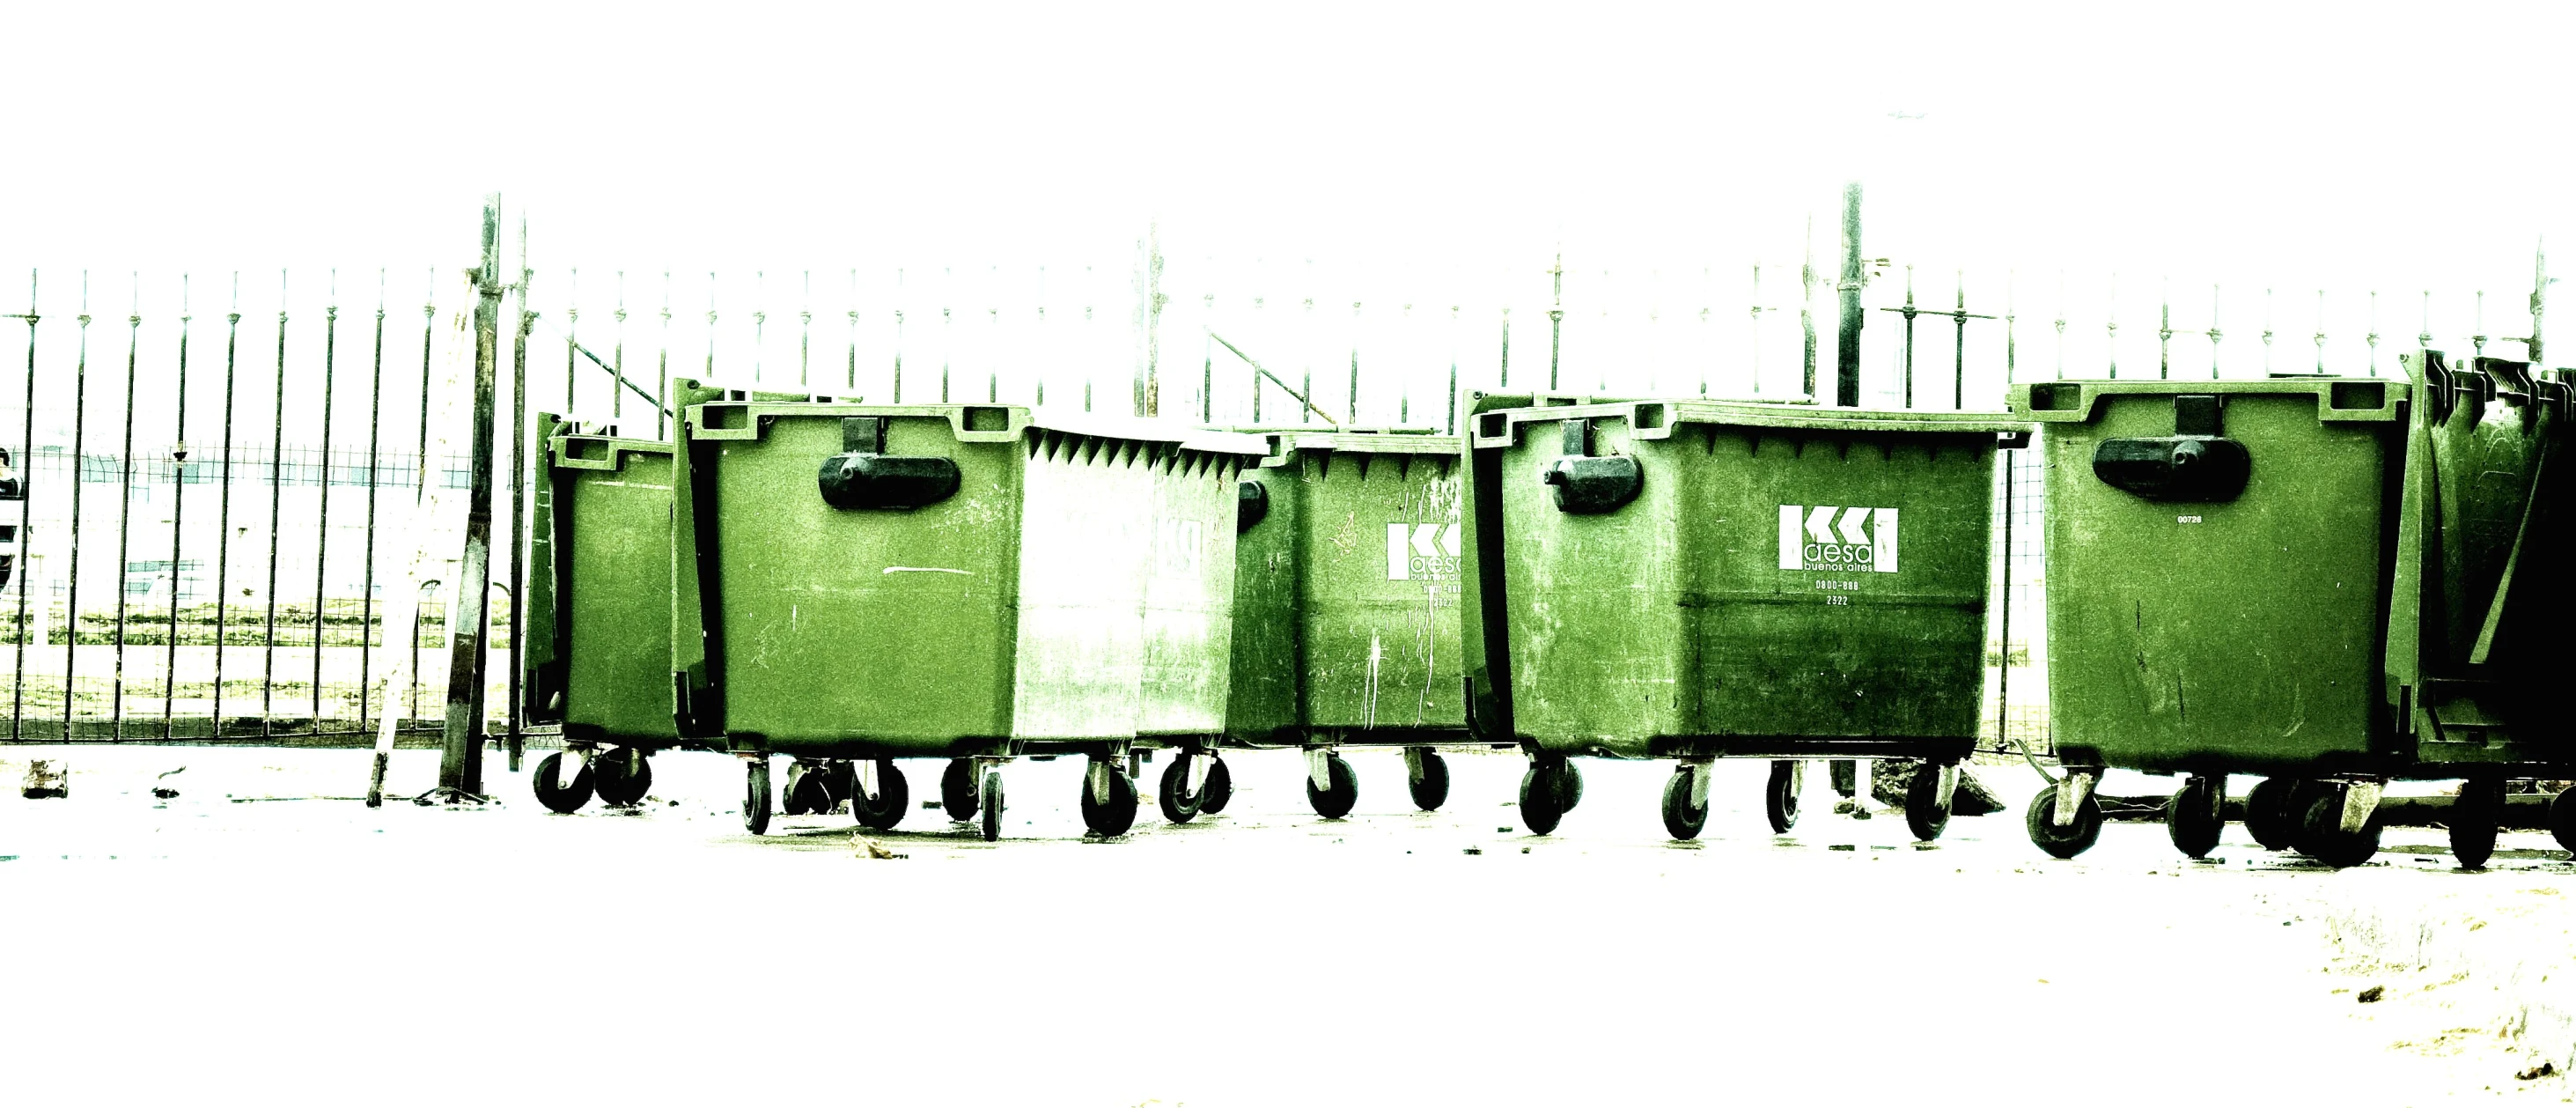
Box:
4;211;2548;757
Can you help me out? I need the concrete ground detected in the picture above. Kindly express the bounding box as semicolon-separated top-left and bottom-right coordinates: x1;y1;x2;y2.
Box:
4;743;2572;1107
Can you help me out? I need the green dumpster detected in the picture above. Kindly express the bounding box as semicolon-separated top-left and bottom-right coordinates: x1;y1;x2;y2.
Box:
2008;355;2569;868
677;387;1266;839
1460;393;2029;841
1221;427;1476;821
520;405;722;815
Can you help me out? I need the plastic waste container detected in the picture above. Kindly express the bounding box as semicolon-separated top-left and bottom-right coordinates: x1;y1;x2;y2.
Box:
1220;426;1478;821
1460;392;2029;841
2009;356;2570;868
520;405;722;814
677;386;1266;839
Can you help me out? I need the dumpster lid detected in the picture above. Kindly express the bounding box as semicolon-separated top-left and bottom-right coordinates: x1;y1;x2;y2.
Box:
2007;376;2410;424
1468;396;2030;448
688;399;1270;455
1225;425;1461;460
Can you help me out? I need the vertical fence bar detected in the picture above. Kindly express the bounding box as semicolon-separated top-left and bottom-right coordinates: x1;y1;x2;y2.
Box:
1548;254;1564;390
845;269;857;394
507;225;531;772
704;273;718;394
357;272;386;735
2473;290;2488;362
613;272;628;423
658;273;673;434
2206;284;2222;379
1746;264;1761;397
1347;301;1361;425
1835;184;1863;407
312;275;338;735
1898;265;1917;408
2104;273;2118;380
1202;293;1215;425
10;271;34;737
2418;290;2432;358
1951;270;1967;409
1498;305;1512;390
754;271;768;388
938;303;951;403
2366;291;2381;376
213;275;242;733
1800;213;1819;401
2158;278;2172;380
409;277;433;725
260;271;287;736
892;270;904;403
2315;290;2328;373
2052;272;2065;379
111;276;141;737
1445;304;1458;432
63;273;91;735
564;269;578;417
162;276;190;737
799;270;812;391
987;302;999;403
2262;287;2275;373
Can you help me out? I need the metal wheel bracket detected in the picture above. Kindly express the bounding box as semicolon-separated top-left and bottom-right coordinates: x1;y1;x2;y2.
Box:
1402;746;1427;785
2339;779;2384;833
1087;759;1116;806
1686;759;1713;808
1183;750;1207;792
2053;772;2098;828
1306;748;1336;790
1934;763;1958;809
854;757;881;802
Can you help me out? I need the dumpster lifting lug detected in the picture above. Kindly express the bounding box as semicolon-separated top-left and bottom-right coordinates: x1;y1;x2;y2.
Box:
2337;779;2385;834
2053;771;2099;828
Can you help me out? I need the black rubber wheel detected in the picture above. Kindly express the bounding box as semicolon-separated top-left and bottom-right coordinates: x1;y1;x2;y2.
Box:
1763;760;1800;833
2449;778;2506;870
534;751;593;815
1661;766;1709;840
2166;774;2225;860
941;758;979;822
2242;777;2297;851
978;770;1005;843
1519;762;1564;835
2549;787;2576;855
743;759;773;836
2025;787;2102;860
1159;757;1203;824
1556;759;1585;812
1904;764;1954;842
2294;787;2381;868
855;760;909;831
823;760;855;805
1200;757;1234;815
788;767;835;817
592;748;652;807
1078;766;1139;837
1306;754;1358;819
1407;750;1451;812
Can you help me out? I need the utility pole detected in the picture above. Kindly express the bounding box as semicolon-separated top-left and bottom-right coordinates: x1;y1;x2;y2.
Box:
434;194;504;801
1836;181;1865;407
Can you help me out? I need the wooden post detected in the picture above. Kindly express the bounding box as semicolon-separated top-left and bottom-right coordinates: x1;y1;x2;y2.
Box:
433;194;504;801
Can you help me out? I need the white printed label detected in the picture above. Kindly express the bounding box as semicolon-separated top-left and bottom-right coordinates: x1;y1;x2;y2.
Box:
1387;522;1464;581
2176;515;2203;524
1777;505;1898;573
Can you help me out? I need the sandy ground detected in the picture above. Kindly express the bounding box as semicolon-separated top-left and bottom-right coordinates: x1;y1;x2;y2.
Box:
4;744;2572;1107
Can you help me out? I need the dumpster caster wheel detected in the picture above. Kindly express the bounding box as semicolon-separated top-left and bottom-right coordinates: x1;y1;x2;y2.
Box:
2549;787;2576;855
2294;788;2381;868
1661;765;1709;840
1306;754;1358;819
2449;778;2506;870
533;751;592;815
1407;750;1450;812
2025;788;2101;860
1903;764;1954;842
1764;760;1800;834
1519;761;1564;835
855;760;909;831
2242;778;2297;851
592;748;652;807
1159;757;1203;824
1199;757;1234;815
784;764;832;816
941;758;979;822
978;770;1005;842
1556;759;1585;812
743;759;773;836
1079;766;1139;837
2166;774;2226;860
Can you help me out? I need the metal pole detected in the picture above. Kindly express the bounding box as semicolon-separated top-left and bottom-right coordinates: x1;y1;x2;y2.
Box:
312;276;339;736
1952;270;1967;410
1800;213;1819;401
357;273;386;737
1899;265;1917;409
1835;182;1864;407
2529;239;2548;366
506;218;532;773
63;273;92;735
10;271;34;738
111;277;141;738
212;277;243;735
162;277;190;738
260;273;288;736
1547;254;1564;391
1498;306;1512;390
434;194;504;801
2158;278;2172;380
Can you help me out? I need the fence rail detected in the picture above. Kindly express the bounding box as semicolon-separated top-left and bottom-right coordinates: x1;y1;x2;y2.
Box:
4;219;2550;758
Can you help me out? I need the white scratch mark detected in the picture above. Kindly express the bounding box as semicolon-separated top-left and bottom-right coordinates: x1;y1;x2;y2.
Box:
883;566;973;576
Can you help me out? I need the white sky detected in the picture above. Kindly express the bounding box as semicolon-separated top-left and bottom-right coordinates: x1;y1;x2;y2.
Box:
4;2;2573;418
